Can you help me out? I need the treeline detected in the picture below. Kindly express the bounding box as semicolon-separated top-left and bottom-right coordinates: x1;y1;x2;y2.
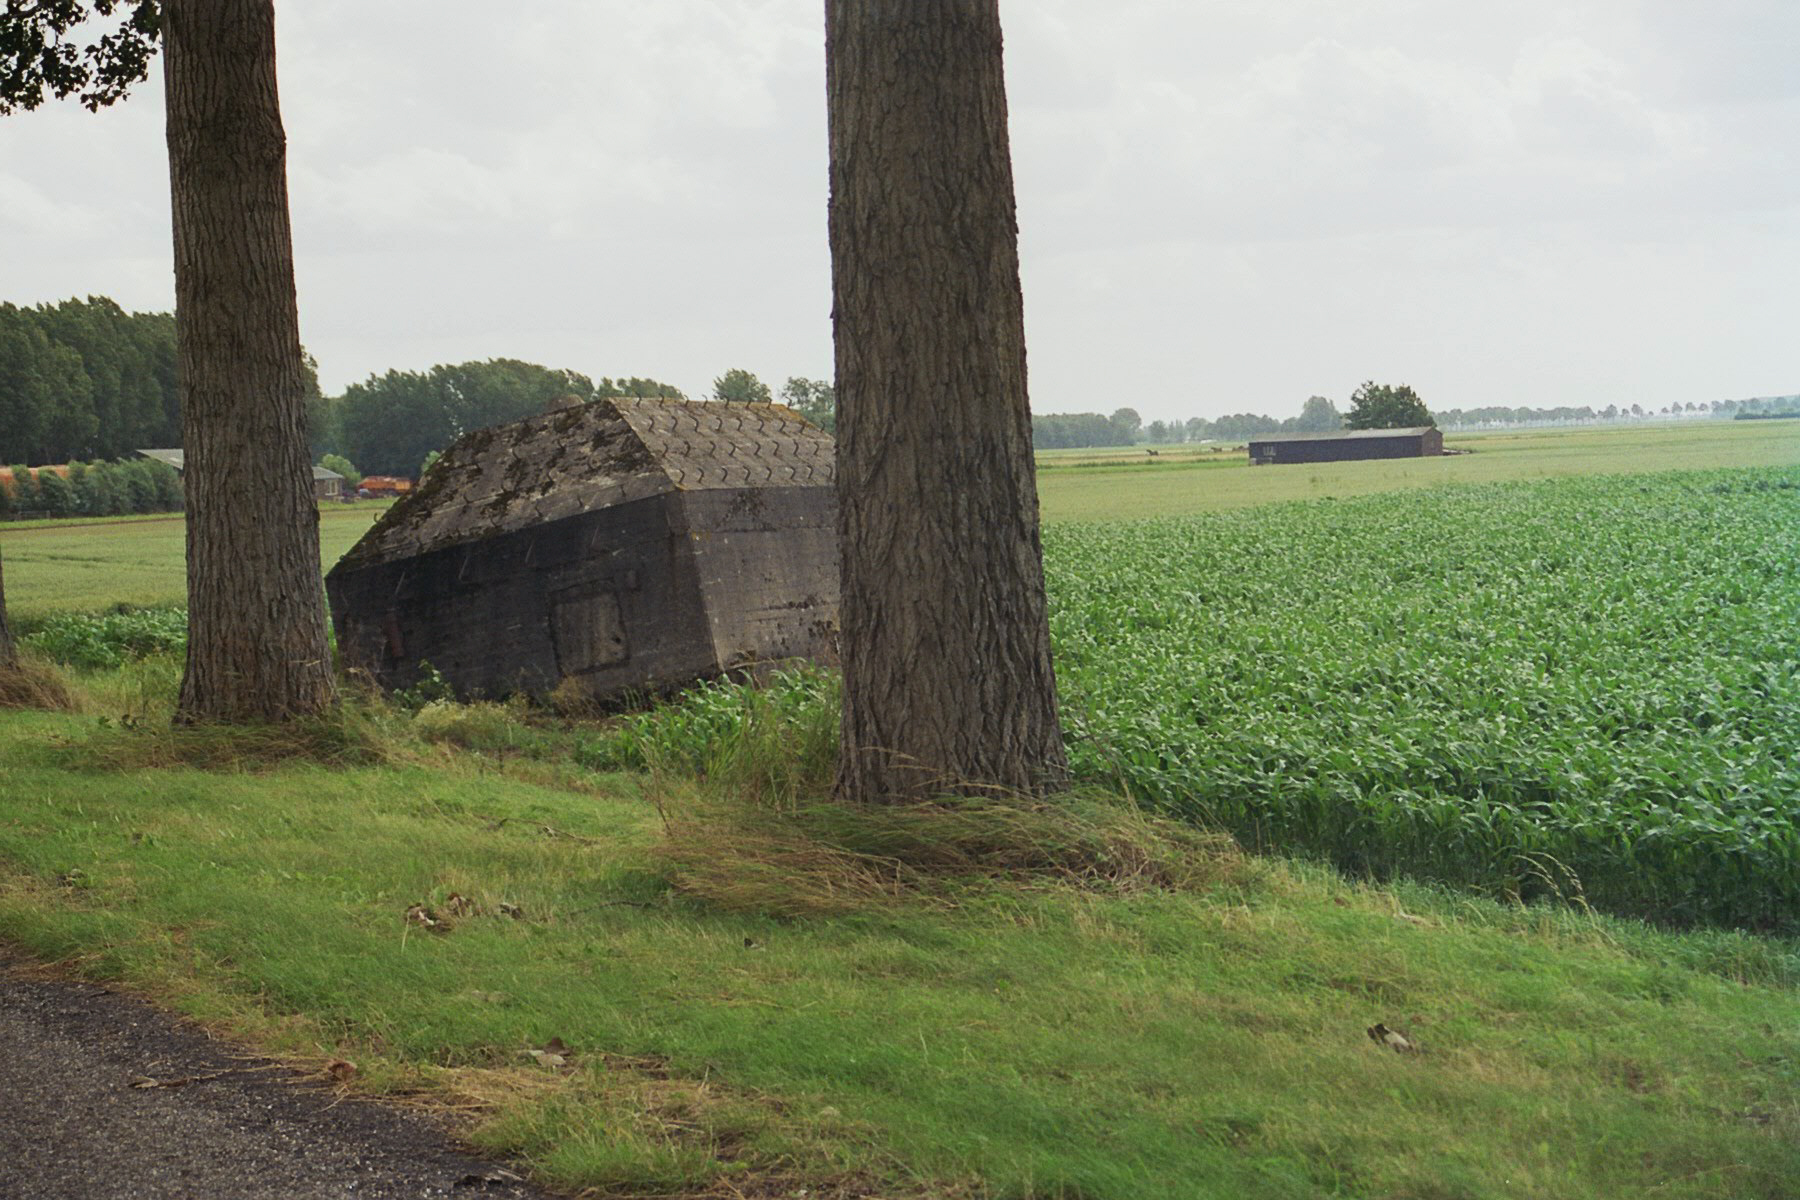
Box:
1;458;183;518
0;298;179;464
1438;398;1796;428
1033;397;1346;449
1036;392;1798;447
310;361;686;476
0;296;689;480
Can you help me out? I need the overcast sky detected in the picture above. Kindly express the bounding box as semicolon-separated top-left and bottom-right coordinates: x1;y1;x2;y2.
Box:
2;1;1795;423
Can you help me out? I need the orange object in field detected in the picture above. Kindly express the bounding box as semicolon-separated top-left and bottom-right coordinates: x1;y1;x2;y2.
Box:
358;476;413;497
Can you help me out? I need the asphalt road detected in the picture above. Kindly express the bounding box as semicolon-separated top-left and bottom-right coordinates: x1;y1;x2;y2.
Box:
0;948;557;1200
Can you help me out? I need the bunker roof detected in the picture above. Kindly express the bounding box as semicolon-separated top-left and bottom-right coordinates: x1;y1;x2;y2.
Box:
337;397;834;567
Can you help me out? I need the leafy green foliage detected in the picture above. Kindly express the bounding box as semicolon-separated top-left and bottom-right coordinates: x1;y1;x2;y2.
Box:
33;468;73;516
1289;394;1343;432
317;452;359;488
23;606;186;669
338;359;596;477
711;367;772;405
1345;380;1433;429
0;298;179;464
778;376;835;433
0;0;160;114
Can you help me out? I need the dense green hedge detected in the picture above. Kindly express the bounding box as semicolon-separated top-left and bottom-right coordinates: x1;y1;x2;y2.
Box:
1;457;182;519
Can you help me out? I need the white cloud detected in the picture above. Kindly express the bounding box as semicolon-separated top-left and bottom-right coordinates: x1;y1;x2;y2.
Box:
0;0;1793;418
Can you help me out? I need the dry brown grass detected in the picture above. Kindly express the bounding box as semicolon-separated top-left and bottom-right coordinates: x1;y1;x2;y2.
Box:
654;784;1252;918
0;654;74;711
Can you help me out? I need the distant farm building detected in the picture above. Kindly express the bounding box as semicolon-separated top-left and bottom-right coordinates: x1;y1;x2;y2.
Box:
1247;427;1444;466
137;448;344;498
325;397;838;704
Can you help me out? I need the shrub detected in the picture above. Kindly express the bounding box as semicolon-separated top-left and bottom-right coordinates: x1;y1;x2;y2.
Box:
7;465;36;510
23;608;188;670
147;459;183;510
319;453;360;488
36;470;74;517
119;459;158;513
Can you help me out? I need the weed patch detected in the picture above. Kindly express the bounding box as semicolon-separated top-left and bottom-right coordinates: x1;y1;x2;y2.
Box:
21;606;187;669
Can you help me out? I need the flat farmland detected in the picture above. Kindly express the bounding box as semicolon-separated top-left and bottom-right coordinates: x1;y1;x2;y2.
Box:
4;423;1795;618
1037;419;1800;521
0;502;390;620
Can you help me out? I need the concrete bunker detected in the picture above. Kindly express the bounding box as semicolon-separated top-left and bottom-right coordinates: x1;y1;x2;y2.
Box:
326;397;838;703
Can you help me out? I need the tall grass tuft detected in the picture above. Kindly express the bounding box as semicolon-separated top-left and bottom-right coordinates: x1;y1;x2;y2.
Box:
0;651;75;711
654;787;1250;918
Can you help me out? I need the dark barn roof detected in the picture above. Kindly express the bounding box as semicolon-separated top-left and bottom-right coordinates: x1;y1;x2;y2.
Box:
1246;426;1437;445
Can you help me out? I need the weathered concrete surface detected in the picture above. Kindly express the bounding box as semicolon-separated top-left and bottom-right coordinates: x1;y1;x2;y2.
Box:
327;398;838;704
0;949;556;1200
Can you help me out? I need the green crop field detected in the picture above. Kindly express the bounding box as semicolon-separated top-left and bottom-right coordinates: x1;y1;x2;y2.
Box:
1044;468;1800;929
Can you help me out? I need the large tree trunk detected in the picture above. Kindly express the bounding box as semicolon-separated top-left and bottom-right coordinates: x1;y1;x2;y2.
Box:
0;548;15;668
164;0;334;721
826;0;1068;803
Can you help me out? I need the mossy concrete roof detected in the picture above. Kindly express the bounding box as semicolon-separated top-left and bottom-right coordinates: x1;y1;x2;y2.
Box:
336;397;834;568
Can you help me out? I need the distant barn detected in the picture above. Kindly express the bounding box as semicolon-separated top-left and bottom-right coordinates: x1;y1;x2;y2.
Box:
325;397;838;704
1247;426;1444;466
137;447;344;498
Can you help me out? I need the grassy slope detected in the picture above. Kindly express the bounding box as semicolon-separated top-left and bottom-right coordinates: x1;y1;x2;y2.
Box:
0;706;1795;1199
1037;421;1800;522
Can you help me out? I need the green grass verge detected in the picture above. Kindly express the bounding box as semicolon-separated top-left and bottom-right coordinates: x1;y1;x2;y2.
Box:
0;698;1795;1199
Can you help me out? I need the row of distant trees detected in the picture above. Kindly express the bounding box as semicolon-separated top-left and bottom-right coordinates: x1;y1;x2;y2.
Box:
0;297;179;464
1438;397;1797;428
13;300;1776;477
313;367;834;480
1034;393;1396;449
0;297;841;483
307;361;685;477
0;457;182;518
1035;387;1790;448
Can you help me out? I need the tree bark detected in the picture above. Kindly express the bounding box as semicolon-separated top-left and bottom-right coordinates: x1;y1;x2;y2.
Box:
826;0;1068;802
0;548;16;668
163;0;334;721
